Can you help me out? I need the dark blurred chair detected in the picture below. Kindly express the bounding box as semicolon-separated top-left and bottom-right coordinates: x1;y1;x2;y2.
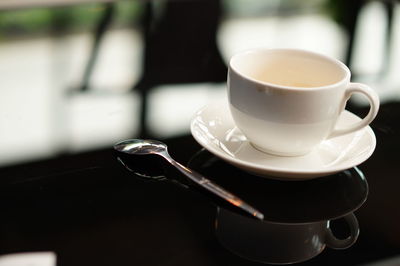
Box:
134;0;227;137
329;0;396;77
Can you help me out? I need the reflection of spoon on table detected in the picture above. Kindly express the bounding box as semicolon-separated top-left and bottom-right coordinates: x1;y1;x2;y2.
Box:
113;139;264;220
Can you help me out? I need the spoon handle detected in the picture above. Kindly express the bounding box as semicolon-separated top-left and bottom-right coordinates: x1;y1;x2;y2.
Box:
169;159;264;220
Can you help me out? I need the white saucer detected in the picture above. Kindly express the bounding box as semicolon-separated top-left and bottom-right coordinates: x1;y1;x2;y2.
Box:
190;100;376;180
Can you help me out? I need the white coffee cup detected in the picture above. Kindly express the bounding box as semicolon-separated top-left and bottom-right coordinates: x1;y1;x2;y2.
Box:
228;48;380;156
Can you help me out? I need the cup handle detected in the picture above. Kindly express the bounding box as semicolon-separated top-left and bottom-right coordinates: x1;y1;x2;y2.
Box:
325;212;359;250
328;83;380;138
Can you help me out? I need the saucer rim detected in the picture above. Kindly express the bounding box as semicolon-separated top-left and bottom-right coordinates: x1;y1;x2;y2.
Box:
190;101;376;179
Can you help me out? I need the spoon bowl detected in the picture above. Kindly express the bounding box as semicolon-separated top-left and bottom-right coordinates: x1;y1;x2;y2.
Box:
114;139;167;155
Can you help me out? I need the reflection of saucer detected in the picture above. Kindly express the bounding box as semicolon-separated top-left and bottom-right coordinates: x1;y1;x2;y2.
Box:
190;100;376;180
188;149;368;223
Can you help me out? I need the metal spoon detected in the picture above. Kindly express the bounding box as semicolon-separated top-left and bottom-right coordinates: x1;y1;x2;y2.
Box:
114;139;264;220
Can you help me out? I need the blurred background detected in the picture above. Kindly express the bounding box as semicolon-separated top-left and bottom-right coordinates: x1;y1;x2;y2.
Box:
1;0;399;167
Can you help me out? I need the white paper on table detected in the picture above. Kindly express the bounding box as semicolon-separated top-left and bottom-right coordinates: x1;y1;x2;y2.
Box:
0;252;56;266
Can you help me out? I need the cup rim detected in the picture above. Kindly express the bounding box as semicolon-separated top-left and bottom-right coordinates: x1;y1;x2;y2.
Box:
229;48;351;91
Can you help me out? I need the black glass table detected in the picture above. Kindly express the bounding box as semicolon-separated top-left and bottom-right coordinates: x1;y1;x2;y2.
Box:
1;100;400;266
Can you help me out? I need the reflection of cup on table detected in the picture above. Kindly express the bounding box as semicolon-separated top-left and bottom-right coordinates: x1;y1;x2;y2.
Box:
216;207;359;265
187;149;368;264
228;48;380;156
